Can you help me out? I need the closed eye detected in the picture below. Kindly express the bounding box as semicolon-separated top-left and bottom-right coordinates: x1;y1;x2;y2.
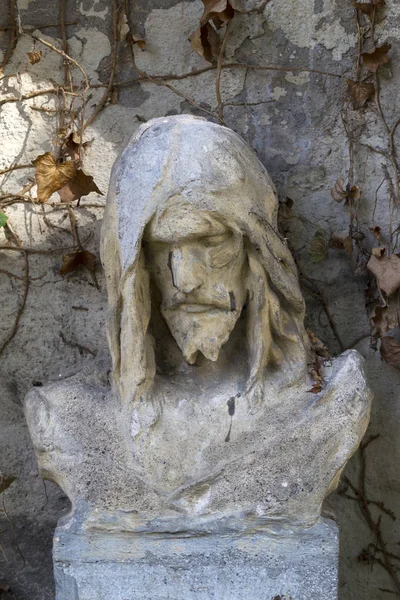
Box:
201;233;231;247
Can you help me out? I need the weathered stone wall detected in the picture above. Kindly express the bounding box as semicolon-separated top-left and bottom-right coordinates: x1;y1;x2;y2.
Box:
1;1;399;598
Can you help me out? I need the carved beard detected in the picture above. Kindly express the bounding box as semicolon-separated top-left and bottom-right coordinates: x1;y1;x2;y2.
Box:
161;307;241;364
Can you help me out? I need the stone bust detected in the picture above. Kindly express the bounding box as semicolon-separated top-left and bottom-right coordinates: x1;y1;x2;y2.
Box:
24;115;372;533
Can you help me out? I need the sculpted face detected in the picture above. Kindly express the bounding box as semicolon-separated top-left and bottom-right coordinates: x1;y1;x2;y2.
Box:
143;200;247;364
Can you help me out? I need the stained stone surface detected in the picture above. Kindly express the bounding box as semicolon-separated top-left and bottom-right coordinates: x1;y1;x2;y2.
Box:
23;116;372;599
53;512;338;600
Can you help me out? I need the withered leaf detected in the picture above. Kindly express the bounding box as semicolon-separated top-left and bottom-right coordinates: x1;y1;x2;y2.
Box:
307;328;330;359
331;178;347;202
367;253;400;295
309;229;329;263
330;233;353;255
64;132;93;161
353;2;375;17
58;169;103;203
307;383;322;394
362;43;391;73
32;153;77;203
189;22;220;62
372;305;399;335
372;246;386;257
60;249;96;275
380;336;400;368
0;475;16;494
278;197;294;220
130;35;146;50
352;230;365;242
27;50;42;64
347;79;375;110
200;0;242;26
349;185;361;201
370;225;382;240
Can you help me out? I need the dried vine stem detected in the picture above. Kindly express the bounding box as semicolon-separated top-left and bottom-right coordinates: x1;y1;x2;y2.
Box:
342;436;400;597
0;252;29;359
300;273;345;352
28;32;89;91
0;164;33;176
126;35;221;122
0;0;17;74
216;21;232;123
0;88;79;107
84;0;120;130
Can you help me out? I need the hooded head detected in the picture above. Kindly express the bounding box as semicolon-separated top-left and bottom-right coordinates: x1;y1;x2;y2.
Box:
101;115;310;408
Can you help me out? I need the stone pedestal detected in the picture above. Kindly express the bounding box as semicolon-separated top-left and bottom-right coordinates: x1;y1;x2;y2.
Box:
54;516;338;600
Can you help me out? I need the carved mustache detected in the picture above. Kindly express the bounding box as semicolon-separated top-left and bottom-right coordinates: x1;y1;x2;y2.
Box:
162;291;237;312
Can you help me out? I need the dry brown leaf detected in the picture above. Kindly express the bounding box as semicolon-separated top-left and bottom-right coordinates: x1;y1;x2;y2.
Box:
380;336;400;368
370;225;382;240
0;475;16;494
60;249;96;275
58;169;103;203
307;328;330;359
362;43;391;73
372;305;399;335
371;246;386;257
367;253;400;295
307;383;322;394
200;0;241;26
331;178;347;202
27;50;42;64
330;233;353;255
189;22;220;62
349;185;361;201
278;197;294;221
130;35;146;50
32;153;77;203
64;132;93;161
309;229;329;263
353;2;375;16
347;79;375;109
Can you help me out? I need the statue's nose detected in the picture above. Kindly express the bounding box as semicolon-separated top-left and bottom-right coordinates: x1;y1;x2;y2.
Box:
169;247;203;294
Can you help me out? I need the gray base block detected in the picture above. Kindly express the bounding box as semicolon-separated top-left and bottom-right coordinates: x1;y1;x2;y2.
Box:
54;518;338;600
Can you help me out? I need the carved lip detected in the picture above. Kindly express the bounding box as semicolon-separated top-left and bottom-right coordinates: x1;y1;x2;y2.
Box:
176;303;219;313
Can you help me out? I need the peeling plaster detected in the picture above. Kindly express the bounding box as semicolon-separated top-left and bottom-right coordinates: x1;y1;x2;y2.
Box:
79;0;109;20
135;3;246;113
69;28;111;78
285;71;311;85
265;0;355;61
271;86;288;100
17;0;32;9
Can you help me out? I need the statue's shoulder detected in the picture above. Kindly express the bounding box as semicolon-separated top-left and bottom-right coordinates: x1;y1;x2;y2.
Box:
324;349;372;408
311;349;372;443
24;353;112;422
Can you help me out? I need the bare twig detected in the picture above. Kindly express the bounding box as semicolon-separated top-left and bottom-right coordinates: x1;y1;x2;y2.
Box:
84;0;120;130
300;273;345;352
0;252;29;359
344;436;400;596
0;0;17;74
216;22;231;124
126;35;220;122
0;164;34;176
27;32;89;90
0;88;80;107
